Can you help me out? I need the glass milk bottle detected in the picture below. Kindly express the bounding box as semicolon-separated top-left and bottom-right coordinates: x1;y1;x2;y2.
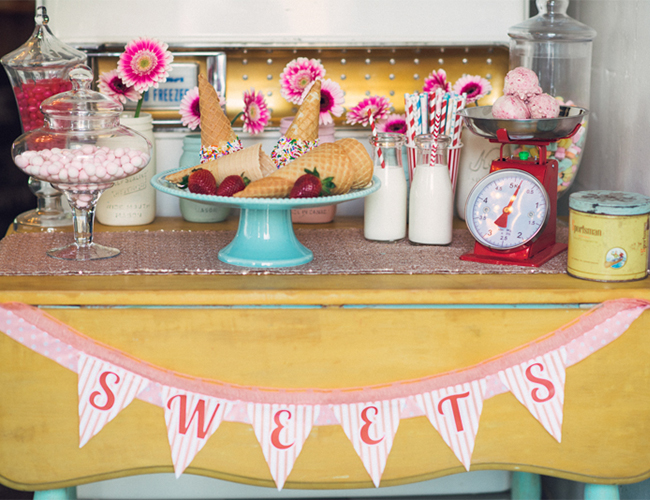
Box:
96;112;156;225
364;133;407;241
409;134;453;245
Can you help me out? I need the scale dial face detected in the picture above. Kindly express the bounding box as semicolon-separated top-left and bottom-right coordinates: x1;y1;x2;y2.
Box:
466;169;550;250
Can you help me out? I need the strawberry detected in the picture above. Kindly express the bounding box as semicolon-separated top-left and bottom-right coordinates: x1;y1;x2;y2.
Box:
187;169;217;195
217;174;250;197
289;168;336;198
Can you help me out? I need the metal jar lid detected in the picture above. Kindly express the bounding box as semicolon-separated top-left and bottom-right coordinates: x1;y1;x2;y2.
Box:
569;190;650;216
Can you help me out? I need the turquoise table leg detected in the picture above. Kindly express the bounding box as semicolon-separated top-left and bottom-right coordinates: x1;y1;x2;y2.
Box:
584;484;620;500
33;487;77;500
218;207;312;268
511;471;542;500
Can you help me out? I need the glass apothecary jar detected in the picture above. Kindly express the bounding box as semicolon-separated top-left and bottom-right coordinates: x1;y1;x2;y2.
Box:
11;66;152;261
1;5;87;230
508;0;596;195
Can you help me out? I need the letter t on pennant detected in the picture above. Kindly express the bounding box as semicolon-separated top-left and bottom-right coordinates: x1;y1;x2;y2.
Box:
415;380;486;471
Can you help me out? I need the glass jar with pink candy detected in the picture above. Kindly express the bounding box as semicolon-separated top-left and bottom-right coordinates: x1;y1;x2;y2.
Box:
11;66;151;261
1;5;87;231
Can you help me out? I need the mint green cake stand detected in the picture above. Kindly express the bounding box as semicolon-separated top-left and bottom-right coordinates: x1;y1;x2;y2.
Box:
152;170;379;268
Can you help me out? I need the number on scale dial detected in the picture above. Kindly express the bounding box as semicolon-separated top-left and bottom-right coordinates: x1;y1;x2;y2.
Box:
466;170;549;250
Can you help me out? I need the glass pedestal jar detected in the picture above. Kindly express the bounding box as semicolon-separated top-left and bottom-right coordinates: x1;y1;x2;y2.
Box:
1;5;86;231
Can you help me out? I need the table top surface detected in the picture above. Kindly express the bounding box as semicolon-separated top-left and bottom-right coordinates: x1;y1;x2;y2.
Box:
1;216;648;307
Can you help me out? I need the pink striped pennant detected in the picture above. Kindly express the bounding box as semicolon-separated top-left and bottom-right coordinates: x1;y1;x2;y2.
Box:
162;386;230;477
332;399;405;487
248;403;318;490
498;348;567;442
415;379;486;471
77;353;149;448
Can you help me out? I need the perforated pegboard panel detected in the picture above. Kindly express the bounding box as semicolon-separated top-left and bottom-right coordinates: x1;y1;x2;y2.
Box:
224;46;508;127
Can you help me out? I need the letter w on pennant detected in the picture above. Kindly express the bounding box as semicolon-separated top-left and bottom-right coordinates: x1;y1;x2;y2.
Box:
162;386;230;477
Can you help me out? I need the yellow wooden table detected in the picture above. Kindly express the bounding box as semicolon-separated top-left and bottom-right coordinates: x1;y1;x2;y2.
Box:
1;217;649;499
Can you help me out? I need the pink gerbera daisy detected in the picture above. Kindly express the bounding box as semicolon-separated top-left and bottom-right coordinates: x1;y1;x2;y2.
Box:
378;114;407;134
117;37;173;93
179;86;201;130
280;57;326;105
98;70;140;104
242;88;270;135
453;74;492;104
423;69;452;94
345;96;392;126
318;78;344;126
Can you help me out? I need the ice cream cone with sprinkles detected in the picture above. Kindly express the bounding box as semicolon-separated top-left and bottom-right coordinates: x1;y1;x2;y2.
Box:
272;79;322;168
198;73;243;162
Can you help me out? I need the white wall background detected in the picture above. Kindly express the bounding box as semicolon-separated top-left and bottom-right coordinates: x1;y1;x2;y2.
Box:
568;0;650;198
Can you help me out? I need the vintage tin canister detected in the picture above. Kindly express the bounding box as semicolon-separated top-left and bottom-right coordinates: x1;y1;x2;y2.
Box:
568;191;650;282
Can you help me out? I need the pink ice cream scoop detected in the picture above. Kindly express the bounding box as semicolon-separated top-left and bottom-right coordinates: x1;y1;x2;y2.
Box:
528;93;561;119
492;95;531;119
503;67;542;101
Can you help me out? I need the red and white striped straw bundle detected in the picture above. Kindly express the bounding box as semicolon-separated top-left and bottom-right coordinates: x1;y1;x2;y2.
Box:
369;111;385;169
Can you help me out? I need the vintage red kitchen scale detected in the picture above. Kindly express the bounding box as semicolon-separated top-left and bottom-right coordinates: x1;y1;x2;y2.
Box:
458;105;589;267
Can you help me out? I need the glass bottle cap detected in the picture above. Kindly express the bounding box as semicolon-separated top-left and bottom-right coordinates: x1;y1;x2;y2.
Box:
508;0;596;42
0;6;86;70
41;65;123;130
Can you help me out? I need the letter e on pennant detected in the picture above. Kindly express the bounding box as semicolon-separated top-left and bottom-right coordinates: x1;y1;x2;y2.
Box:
332;400;404;487
247;403;317;491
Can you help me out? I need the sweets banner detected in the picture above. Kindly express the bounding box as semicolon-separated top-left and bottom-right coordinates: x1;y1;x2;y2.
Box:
0;300;647;489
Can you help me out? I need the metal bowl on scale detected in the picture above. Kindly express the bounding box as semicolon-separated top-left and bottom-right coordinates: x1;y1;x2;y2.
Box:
459;105;589;196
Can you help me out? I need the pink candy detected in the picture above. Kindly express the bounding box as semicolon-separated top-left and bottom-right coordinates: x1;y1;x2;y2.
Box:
14;145;150;185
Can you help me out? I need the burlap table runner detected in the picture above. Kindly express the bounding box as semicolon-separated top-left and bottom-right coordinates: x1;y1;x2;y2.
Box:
0;227;568;276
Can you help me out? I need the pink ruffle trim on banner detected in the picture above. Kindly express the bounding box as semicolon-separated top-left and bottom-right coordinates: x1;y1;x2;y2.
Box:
0;299;647;406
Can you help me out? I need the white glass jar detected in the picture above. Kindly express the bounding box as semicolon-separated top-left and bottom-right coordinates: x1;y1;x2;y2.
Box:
96;112;156;225
364;133;407;242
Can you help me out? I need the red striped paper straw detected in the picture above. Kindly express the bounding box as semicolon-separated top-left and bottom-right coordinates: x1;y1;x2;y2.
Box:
405;95;417;181
369;111;385;169
449;93;466;193
429;93;442;167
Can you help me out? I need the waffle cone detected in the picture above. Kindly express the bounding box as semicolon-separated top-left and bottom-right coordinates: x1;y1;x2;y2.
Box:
284;79;321;142
336;138;374;189
199;73;237;148
235;142;354;198
233;176;294;198
165;144;273;185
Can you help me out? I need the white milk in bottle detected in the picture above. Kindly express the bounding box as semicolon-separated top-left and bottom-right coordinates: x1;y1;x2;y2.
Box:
409;134;453;245
364;132;407;241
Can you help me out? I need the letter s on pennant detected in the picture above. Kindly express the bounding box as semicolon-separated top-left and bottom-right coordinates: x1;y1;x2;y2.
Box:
525;362;556;403
270;409;294;450
89;371;119;411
